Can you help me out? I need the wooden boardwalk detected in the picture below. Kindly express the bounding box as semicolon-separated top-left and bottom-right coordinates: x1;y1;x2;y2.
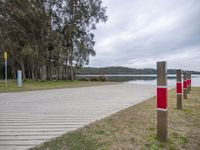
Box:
0;83;155;150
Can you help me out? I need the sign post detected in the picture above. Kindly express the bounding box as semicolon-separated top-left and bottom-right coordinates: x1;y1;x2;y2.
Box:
4;52;8;87
157;61;168;142
176;70;182;109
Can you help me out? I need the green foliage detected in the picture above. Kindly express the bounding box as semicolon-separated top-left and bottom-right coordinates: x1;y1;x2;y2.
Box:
89;76;108;82
0;0;107;80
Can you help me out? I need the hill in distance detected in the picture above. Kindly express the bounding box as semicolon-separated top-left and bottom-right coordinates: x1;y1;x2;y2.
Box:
77;67;200;75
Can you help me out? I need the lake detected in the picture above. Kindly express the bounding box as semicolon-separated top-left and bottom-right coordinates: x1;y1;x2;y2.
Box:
76;74;200;87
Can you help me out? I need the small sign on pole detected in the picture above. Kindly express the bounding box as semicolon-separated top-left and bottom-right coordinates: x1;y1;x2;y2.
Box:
4;52;7;60
4;52;8;87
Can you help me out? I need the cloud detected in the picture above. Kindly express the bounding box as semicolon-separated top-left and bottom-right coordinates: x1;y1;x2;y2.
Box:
89;0;200;71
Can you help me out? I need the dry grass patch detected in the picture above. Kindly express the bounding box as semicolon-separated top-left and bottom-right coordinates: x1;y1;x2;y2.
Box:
31;87;200;150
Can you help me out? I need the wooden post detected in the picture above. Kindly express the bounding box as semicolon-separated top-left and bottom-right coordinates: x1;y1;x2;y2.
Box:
188;73;191;92
157;61;168;142
176;70;182;109
187;73;190;94
183;73;187;99
189;74;192;91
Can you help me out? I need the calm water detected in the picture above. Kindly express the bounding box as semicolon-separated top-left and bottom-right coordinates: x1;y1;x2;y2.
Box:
77;74;200;87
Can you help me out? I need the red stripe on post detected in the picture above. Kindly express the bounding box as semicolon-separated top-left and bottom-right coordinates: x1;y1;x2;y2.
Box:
157;88;168;109
176;82;182;94
187;80;190;86
183;80;187;88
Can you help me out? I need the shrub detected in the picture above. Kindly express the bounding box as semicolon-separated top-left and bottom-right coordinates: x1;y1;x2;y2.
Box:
98;75;108;82
78;78;89;81
90;77;99;81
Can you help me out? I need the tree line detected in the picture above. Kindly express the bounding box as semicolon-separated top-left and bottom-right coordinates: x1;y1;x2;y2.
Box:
0;0;107;80
77;67;200;75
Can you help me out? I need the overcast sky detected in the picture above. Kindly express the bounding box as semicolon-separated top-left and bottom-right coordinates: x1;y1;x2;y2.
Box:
88;0;200;71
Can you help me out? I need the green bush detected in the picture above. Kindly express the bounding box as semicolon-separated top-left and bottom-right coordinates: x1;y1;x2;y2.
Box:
98;76;108;82
90;76;108;82
90;77;99;81
78;78;90;81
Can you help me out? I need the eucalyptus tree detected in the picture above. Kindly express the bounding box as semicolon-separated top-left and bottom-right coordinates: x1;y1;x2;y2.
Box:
0;0;62;80
61;0;107;80
0;0;107;80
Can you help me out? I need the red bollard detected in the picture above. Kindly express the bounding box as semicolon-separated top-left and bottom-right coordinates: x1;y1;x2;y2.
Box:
187;73;190;94
183;73;187;99
157;61;168;142
189;74;192;91
176;70;182;109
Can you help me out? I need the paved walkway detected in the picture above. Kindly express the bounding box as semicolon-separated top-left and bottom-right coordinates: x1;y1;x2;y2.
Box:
0;83;155;150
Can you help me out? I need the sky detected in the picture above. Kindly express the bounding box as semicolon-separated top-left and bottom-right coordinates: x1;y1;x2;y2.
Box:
88;0;200;71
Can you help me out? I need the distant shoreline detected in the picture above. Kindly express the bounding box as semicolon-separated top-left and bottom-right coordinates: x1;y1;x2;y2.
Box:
77;67;200;75
76;74;200;76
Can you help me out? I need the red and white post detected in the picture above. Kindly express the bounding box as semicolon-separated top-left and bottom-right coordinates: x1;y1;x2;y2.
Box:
176;70;182;109
189;74;192;91
157;61;168;142
188;73;191;92
187;73;190;94
183;73;187;99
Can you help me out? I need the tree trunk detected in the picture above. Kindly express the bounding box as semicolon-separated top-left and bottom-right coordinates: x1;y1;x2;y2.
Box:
65;56;68;80
41;65;47;81
11;67;16;79
46;61;50;80
62;66;64;80
73;67;76;80
49;63;52;80
58;66;61;80
70;66;74;80
21;59;26;80
28;67;31;79
31;64;35;80
68;44;74;81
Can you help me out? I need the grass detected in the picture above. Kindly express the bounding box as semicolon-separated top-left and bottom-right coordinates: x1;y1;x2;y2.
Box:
30;87;200;150
0;80;116;93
